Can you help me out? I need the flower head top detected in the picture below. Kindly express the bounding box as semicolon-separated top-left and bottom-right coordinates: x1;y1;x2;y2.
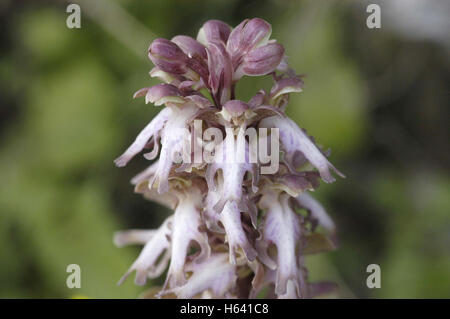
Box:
114;18;344;299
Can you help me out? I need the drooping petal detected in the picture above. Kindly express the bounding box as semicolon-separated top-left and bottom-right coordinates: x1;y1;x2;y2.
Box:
257;190;303;297
166;187;210;287
220;201;257;264
117;216;172;286
259;116;345;183
151;104;198;193
114;107;172;167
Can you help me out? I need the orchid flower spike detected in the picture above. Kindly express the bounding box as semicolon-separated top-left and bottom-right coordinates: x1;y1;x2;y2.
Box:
114;18;343;299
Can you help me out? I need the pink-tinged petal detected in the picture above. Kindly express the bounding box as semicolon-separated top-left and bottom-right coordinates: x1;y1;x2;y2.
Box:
118;216;172;286
240;43;284;76
166;188;211;287
220;201;257;264
114;107;172;167
197;20;231;46
296;192;335;233
259;116;345;183
163;253;236;298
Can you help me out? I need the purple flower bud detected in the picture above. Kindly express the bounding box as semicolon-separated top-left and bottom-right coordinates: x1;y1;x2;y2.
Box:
241;43;285;76
197;20;231;45
227;18;272;64
171;35;207;59
148;38;188;74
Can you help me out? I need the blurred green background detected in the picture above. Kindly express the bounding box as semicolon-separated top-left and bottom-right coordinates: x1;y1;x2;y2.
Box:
0;0;449;298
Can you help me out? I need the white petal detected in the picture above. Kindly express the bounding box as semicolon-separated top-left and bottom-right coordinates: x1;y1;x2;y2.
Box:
114;107;172;167
220;201;257;264
259;116;344;183
118;217;172;286
258;191;302;296
166;188;210;287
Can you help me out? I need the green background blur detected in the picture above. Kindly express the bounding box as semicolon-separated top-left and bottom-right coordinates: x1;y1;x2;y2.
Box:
0;0;449;298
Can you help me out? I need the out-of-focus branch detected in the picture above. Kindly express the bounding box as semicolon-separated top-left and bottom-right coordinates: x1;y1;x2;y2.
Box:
73;0;157;59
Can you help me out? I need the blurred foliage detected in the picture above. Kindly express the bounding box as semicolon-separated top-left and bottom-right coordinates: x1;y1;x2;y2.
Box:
0;0;448;298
